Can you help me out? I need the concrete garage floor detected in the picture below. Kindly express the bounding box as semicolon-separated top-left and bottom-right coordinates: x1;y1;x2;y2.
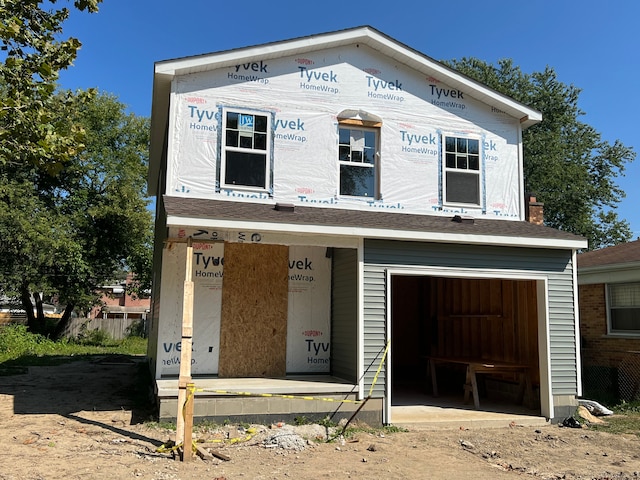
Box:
390;389;548;429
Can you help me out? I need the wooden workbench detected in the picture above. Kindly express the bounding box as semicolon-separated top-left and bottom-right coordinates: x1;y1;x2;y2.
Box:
426;356;533;410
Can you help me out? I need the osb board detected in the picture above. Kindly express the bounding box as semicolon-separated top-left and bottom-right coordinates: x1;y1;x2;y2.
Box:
218;243;289;377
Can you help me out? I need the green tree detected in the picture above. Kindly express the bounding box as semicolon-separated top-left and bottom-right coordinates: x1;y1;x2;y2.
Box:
0;91;152;337
445;58;635;250
0;0;154;337
0;0;101;175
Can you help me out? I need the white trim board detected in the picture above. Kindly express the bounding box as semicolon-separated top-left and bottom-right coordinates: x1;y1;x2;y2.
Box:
383;266;553;423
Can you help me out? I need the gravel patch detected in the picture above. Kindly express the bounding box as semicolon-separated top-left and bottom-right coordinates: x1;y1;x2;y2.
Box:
263;427;308;451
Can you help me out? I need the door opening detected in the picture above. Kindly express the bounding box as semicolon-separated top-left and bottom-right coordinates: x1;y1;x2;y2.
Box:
390;274;541;414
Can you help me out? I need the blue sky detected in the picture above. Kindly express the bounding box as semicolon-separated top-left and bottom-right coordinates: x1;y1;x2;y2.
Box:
58;0;640;239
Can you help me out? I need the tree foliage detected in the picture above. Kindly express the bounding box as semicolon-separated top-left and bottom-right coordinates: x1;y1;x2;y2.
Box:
445;58;635;250
0;0;102;174
0;91;152;337
0;0;152;338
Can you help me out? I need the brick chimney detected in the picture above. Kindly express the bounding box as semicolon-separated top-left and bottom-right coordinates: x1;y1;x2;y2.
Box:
525;193;544;225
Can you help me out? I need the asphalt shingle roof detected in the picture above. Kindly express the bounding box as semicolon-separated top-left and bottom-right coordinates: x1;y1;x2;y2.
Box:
578;239;640;268
163;196;585;244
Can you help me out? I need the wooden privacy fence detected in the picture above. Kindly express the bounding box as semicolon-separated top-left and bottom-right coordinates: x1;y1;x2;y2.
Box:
60;317;146;340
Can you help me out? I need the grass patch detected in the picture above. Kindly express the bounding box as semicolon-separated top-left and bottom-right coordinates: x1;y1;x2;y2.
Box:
582;401;640;437
588;412;640;437
328;421;408;441
0;323;147;367
342;423;408;437
145;420;177;431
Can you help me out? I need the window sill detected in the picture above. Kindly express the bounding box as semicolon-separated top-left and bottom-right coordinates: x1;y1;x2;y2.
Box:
219;185;271;196
604;333;640;339
442;203;482;209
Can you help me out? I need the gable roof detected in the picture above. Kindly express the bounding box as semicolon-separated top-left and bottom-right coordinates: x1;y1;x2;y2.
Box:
149;26;542;195
578;239;640;269
163;196;586;250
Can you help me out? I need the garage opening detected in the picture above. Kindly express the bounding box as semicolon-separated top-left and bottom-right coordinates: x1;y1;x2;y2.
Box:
390;275;541;414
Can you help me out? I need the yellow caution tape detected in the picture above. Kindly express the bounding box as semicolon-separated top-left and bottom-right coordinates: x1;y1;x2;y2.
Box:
165;339;391;455
192;388;364;404
183;340;391;405
368;340;391;397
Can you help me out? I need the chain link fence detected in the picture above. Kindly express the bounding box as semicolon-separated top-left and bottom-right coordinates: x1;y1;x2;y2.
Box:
581;348;640;406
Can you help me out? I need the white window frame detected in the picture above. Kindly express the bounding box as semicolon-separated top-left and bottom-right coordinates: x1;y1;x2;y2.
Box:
606;282;640;336
220;107;271;192
442;134;482;208
338;124;380;199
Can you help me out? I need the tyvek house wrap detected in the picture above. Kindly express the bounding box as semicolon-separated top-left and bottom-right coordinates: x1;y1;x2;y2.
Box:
157;240;331;376
167;44;522;218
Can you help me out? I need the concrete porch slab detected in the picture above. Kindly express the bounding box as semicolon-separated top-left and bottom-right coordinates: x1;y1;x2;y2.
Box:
155;375;356;398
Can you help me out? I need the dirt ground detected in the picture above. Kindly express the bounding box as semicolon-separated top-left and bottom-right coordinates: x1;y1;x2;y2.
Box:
0;357;639;480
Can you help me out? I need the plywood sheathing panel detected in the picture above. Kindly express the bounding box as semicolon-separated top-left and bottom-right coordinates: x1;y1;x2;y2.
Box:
218;242;289;377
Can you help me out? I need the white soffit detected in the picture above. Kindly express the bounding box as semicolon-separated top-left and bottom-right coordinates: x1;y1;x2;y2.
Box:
166;215;587;251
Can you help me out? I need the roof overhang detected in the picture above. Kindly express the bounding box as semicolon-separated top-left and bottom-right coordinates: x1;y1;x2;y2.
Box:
167;214;585;250
578;261;640;285
149;26;542;195
162;196;586;252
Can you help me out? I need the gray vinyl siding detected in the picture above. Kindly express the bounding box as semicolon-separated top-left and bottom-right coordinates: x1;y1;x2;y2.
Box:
331;248;358;382
363;239;578;398
362;263;387;398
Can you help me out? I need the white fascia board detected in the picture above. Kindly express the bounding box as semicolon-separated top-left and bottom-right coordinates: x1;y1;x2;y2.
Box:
153;28;370;76
148;73;172;196
166;215;587;251
356;33;542;128
579;261;640;275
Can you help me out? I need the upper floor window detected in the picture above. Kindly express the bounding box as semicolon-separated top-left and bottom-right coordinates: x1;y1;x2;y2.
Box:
443;136;481;206
608;282;640;335
337;109;382;199
339;127;378;197
221;109;270;190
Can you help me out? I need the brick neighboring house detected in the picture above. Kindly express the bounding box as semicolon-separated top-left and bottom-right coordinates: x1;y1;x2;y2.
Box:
577;239;640;403
89;273;150;322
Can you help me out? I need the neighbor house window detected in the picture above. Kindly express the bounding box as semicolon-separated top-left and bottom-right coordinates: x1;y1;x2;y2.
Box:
338;127;378;197
608;283;640;334
443;136;480;206
221;109;270;190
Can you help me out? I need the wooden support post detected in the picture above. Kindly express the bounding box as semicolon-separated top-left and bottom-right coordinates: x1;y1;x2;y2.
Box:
175;238;195;461
183;383;195;461
429;359;438;396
